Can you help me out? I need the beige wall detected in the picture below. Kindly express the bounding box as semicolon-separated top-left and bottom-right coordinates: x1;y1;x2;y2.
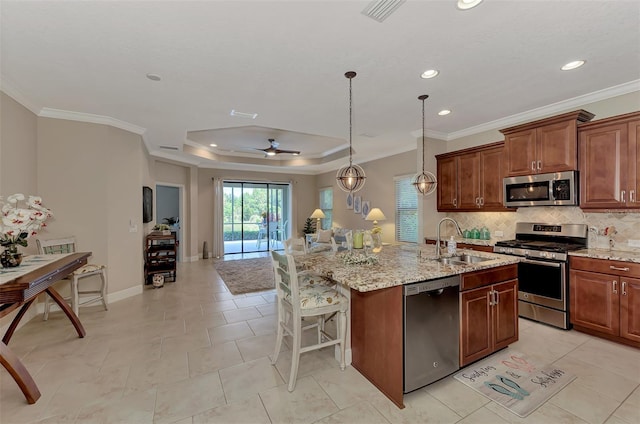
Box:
317;149;433;244
1;93;38;197
37;118;145;295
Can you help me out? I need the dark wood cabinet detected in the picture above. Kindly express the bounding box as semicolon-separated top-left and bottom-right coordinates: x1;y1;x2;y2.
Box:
350;286;404;408
459;265;518;367
436;142;510;212
570;256;640;347
501;110;594;177
437;155;458;210
578;111;640;210
144;232;177;284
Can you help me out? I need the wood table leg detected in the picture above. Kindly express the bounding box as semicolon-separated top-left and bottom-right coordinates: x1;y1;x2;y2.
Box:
2;299;35;345
0;341;41;404
45;287;86;338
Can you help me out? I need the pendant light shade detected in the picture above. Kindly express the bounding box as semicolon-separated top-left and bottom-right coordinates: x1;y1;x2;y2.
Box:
336;71;366;193
412;94;437;196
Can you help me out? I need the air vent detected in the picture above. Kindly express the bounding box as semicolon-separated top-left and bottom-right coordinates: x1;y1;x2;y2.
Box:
159;145;179;150
362;0;406;22
230;109;258;119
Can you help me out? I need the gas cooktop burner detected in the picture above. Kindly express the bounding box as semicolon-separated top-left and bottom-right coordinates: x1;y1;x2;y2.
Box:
493;222;588;261
494;240;585;253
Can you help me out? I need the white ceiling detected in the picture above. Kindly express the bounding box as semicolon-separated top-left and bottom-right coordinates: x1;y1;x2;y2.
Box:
2;0;639;175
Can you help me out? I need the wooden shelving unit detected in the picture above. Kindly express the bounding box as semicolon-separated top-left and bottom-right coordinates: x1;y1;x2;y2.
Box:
144;232;177;284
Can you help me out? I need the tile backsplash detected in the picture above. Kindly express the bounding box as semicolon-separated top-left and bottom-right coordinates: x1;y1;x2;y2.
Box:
448;207;640;252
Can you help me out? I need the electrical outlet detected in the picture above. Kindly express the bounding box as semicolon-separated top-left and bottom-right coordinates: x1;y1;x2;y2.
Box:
628;239;640;247
494;230;504;237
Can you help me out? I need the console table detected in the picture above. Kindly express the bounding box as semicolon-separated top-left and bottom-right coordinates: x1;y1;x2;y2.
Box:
0;252;90;404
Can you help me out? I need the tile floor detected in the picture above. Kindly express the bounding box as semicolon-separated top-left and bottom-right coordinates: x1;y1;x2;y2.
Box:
1;258;639;424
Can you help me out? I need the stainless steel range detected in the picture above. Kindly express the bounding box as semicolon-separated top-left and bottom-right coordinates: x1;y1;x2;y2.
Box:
493;222;588;329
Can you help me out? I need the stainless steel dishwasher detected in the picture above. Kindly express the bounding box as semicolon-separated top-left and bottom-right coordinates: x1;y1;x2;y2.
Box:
404;275;460;393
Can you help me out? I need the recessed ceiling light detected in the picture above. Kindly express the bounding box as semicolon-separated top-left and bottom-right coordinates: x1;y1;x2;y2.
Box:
209;143;217;147
438;109;451;116
146;73;161;81
457;0;483;10
421;69;439;79
230;109;258;119
266;151;276;157
561;60;586;71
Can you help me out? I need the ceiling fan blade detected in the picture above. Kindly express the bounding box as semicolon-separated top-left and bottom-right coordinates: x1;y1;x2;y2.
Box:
274;148;301;155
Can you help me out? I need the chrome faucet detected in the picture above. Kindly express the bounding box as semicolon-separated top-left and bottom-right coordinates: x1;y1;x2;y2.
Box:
436;217;463;258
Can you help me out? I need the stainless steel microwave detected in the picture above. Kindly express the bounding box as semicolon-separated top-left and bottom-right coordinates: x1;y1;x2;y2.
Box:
503;171;578;207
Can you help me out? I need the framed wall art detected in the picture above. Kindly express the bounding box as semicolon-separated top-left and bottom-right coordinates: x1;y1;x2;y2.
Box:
353;195;361;214
346;192;354;210
361;200;370;218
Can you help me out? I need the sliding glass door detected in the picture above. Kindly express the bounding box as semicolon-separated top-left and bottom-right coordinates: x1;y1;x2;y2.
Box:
223;181;290;254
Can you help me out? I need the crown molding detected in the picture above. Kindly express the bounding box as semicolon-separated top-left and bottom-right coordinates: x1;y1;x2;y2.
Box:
0;76;41;115
38;108;147;135
447;80;640;140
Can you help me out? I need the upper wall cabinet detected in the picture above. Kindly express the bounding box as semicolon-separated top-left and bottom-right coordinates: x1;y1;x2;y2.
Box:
578;111;640;210
500;110;595;177
436;142;510;212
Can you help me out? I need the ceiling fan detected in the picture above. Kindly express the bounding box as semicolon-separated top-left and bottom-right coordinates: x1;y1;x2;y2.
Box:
254;139;300;157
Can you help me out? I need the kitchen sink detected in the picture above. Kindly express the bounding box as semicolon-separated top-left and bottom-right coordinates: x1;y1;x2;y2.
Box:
435;254;493;266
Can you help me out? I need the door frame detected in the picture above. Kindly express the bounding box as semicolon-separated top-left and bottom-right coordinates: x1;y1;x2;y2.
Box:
156;182;185;262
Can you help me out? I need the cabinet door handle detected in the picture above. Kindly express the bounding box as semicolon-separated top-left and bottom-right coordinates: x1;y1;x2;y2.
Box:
622;281;627;296
453;198;457;207
621;190;626;203
613;280;618;294
537;160;542;171
494;290;499;305
609;265;630;272
631;190;636;203
475;197;480;207
531;161;536;172
480;197;485;206
488;291;494;306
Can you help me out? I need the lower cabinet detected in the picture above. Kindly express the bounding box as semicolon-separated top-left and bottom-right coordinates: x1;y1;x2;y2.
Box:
460;265;518;367
570;257;640;347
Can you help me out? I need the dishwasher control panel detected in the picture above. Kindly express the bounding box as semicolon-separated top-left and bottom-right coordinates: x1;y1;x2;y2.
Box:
404;275;460;296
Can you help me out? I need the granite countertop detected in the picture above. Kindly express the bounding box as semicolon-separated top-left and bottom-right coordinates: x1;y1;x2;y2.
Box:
569;248;640;264
295;244;520;292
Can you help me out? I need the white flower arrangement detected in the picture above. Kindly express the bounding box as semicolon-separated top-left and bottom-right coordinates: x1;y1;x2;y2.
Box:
341;252;379;265
0;194;53;251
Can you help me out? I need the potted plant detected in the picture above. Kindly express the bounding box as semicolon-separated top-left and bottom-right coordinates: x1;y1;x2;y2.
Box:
302;217;316;235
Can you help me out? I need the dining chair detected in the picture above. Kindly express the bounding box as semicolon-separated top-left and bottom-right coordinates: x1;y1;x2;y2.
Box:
256;223;268;248
270;220;288;249
37;236;108;319
270;250;348;391
283;237;308;255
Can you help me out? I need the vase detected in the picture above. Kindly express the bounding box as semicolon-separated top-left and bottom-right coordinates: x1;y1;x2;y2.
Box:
371;232;383;253
0;246;23;268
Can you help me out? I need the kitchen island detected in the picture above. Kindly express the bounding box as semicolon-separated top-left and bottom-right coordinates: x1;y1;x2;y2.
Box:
295;244;520;408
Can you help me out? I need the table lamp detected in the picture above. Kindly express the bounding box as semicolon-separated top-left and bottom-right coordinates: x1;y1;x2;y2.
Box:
365;208;386;232
310;209;325;232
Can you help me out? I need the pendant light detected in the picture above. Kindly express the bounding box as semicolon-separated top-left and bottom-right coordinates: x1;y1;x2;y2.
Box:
412;94;437;195
336;71;366;193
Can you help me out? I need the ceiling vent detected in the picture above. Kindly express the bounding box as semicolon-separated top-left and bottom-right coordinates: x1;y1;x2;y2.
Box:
159;145;179;150
230;109;258;119
362;0;406;22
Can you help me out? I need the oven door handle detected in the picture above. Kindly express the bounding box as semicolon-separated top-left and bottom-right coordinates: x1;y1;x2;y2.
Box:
521;258;562;268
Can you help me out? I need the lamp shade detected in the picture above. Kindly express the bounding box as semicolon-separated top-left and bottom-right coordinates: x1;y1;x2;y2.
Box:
365;208;386;222
310;209;326;219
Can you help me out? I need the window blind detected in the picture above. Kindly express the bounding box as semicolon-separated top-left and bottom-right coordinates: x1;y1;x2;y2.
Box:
395;176;418;242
